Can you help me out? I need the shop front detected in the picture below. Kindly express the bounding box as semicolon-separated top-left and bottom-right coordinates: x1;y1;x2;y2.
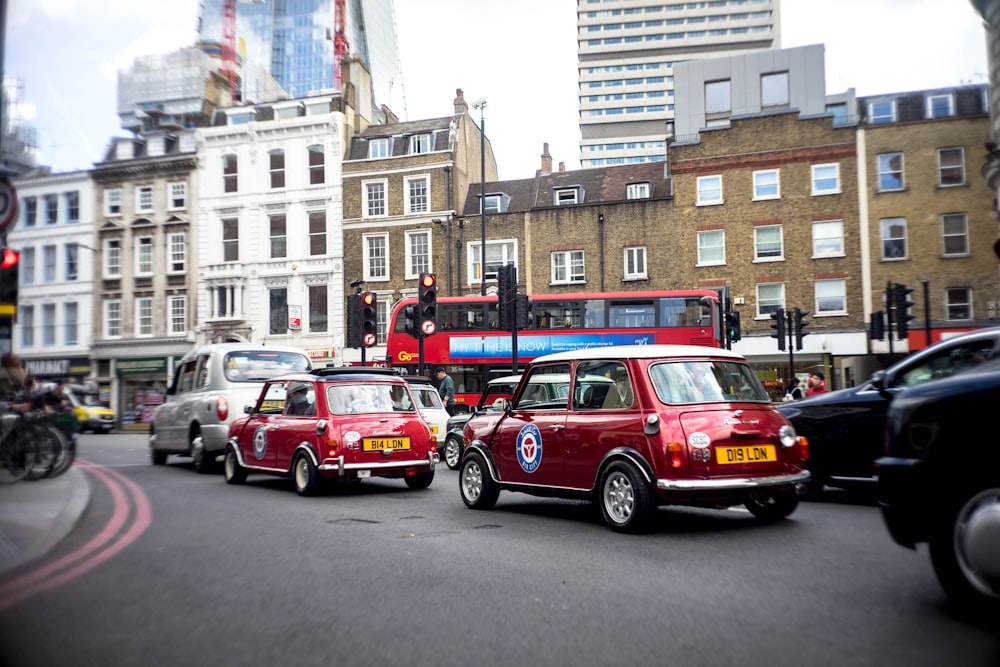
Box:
116;356;170;431
21;356;93;384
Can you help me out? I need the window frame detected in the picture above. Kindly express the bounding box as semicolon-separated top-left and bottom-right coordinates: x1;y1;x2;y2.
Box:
20;305;34;347
812;219;845;258
135;236;153;276
696;174;723;205
43;194;58;225
760;71;789;107
363;179;388;218
945;287;972;321
104;188;122;216
752;169;780;200
550;250;586;285
135;185;154;213
223;154;238;193
368;138;389;159
696;229;726;266
753;224;783;262
409;134;431;154
167;232;187;273
405;175;430;215
811;163;840;195
103;238;122;278
307;144;325;185
624;245;647;280
627;182;650;199
104;299;122;339
937;147;965;186
877;152;905;192
308;210;327;256
269;149;286;189
941;213;969;257
880;217;908;260
308;284;328;334
705;79;731;114
869;100;896;124
364;232;390;282
135;296;154;337
269;214;287;259
65;191;80;222
815;278;847;316
168;181;187;210
755;282;785;319
927;93;954;119
168;295;187;335
222;218;239;263
405;229;431;279
64;302;78;345
468;239;517;286
42;245;57;283
42;303;56;347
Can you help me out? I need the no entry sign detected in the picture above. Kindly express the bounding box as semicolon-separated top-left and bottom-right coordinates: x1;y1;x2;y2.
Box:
0;177;18;235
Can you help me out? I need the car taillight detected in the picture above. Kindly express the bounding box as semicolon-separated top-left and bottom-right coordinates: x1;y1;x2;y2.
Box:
430;434;437;453
667;441;683;468
216;397;229;421
797;436;809;461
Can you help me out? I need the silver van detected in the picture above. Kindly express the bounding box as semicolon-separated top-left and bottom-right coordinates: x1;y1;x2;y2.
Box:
149;343;312;472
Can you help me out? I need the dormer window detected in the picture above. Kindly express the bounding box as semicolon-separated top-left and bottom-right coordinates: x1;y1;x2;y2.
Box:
626;182;650;199
368;138;389;159
480;193;510;214
554;187;581;206
409;134;431;154
927;93;954;119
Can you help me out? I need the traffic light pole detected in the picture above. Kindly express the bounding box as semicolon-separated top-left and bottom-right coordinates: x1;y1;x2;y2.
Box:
510;293;519;376
786;309;795;378
886;281;895;363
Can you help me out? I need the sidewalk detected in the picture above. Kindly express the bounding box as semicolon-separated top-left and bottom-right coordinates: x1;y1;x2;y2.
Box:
0;466;90;577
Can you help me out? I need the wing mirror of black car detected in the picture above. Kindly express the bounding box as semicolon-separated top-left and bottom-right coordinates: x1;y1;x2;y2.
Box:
870;369;892;397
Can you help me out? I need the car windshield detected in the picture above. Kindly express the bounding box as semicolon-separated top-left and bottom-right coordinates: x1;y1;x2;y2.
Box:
326;383;417;415
650;360;770;403
412;387;444;410
223;351;311;382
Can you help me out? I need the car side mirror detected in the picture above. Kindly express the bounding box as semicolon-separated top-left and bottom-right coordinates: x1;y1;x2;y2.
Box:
870;369;892;397
244;405;253;414
498;397;512;414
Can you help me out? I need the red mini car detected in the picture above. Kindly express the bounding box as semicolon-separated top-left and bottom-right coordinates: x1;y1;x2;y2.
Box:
460;345;810;532
225;368;437;496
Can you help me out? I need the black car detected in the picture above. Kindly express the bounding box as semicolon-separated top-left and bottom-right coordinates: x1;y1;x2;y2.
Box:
441;375;522;470
777;326;1000;493
876;359;1000;614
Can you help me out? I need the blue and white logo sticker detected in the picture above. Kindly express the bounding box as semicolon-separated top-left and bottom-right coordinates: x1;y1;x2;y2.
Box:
253;425;268;460
516;423;543;473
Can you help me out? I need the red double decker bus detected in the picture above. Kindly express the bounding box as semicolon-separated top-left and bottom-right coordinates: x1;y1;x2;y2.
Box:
386;289;724;412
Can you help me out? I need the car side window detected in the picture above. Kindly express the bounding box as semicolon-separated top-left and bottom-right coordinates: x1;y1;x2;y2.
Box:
196;355;211;388
285;382;315;416
515;364;571;410
177;359;198;394
257;382;287;414
897;340;996;387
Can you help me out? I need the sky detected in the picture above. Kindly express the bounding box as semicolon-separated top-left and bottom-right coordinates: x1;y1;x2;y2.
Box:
4;0;990;181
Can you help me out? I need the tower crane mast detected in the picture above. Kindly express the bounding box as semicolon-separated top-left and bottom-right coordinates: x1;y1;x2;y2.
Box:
333;0;348;90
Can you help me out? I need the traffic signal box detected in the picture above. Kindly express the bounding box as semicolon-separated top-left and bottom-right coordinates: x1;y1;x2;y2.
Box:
870;311;886;341
724;310;742;345
418;273;438;337
496;264;517;332
360;291;378;347
346;293;361;348
770;308;786;351
793;308;809;351
893;283;915;338
0;247;20;318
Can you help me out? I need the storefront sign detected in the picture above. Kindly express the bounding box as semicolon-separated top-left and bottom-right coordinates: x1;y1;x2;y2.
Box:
23;357;91;378
288;305;302;330
117;357;167;375
308;348;334;359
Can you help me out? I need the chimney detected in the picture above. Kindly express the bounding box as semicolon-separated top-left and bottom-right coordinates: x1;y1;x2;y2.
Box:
559;162;565;172
540;142;553;174
454;88;468;115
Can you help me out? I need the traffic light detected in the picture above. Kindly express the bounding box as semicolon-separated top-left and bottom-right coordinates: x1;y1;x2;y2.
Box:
346;293;362;348
724;310;742;345
360;291;378;347
403;303;418;337
870;310;886;341
893;283;915;339
794;308;809;351
515;293;532;330
496;264;516;332
418;273;438;337
770;307;786;351
0;247;19;317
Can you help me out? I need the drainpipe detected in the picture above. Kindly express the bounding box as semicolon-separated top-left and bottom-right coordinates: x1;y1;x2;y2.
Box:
598;213;605;292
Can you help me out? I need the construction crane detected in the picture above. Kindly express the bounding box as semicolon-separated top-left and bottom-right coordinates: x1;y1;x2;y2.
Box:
222;0;238;99
333;0;348;90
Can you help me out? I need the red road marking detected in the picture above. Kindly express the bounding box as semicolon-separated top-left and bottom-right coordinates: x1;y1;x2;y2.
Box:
0;458;152;610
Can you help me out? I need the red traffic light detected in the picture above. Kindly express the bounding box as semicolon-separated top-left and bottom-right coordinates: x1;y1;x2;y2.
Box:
420;273;436;289
361;292;375;306
1;247;19;270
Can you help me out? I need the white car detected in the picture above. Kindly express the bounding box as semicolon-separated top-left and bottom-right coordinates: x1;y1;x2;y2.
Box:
405;377;450;453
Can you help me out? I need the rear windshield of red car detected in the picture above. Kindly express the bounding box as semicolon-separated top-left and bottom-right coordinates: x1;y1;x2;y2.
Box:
649;360;770;404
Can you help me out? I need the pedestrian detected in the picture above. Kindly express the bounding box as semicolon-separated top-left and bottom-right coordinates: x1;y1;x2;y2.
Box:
435;367;456;415
806;371;828;396
0;352;25;401
783;377;803;401
43;381;73;414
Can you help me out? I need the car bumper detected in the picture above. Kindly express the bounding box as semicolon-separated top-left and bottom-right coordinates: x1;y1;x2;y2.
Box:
87;416;116;432
656;470;811;493
199;424;231;454
875;456;929;549
318;452;437;478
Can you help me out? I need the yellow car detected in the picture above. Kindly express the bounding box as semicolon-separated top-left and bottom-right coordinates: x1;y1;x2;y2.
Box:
67;385;115;434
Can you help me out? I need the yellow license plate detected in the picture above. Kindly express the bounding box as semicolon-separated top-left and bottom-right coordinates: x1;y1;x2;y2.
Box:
716;445;777;464
362;437;411;452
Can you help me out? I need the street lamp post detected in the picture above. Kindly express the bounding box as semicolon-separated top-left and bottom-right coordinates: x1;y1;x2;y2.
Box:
472;98;487;296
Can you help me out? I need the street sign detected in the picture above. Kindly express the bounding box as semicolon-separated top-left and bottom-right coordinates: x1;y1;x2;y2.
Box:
0;177;18;235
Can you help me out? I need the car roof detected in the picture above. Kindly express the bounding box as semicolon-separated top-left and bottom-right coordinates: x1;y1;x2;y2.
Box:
889;325;1000;371
487;375;522;386
534;344;745;364
183;342;310;358
264;368;408;384
404;376;435;385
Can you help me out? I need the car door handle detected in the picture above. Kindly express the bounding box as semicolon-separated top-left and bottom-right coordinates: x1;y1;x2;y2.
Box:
550;424;565;431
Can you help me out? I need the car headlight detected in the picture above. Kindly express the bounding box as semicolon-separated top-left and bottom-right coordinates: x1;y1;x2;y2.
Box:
779;424;797;448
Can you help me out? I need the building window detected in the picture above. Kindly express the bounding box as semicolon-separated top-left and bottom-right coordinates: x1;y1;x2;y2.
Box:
409;134;431;154
309;285;328;333
756;282;785;318
624;246;647;280
364;233;389;280
368;138;389;159
136;297;154;337
696;175;723;205
364;181;387;217
469;240;516;285
826;103;847;125
269;150;285;189
627;182;650;199
104;188;122;216
554;188;579;205
308;145;325;185
309;211;326;256
135;185;154;213
754;225;783;261
223;154;238;193
927;93;954;118
64;302;78;345
168;232;186;272
752;169;780;200
696;229;725;265
42;245;56;283
168;181;187;209
19;247;35;286
705;79;731;113
942;213;969;256
406;176;429;214
268;288;287;335
551;250;585;284
815;279;847;315
135;236;153;275
269;214;287;259
946;287;971;320
377;299;388;345
168;295;186;335
44;194;58;224
42;304;56;346
104;299;122;338
938;147;965;186
223;218;239;262
812;220;844;257
880;217;907;259
20;305;34;347
481;194;505;213
877;153;904;191
761;71;788;107
104;239;121;278
66;243;79;281
811;163;840;195
869;100;895;124
406;230;430;278
65;191;79;222
23;196;36;226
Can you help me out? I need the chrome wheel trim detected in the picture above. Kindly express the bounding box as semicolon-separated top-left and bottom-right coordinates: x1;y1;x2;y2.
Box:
224;450;236;480
462;460;483;502
294;456;309;491
445;438;461;468
955;488;1000;598
603;470;634;525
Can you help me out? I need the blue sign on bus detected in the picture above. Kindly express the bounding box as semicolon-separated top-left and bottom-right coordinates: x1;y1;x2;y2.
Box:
448;333;653;359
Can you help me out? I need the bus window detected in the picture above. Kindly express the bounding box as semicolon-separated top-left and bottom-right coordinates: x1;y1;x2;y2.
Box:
584;299;605;328
659;298;687;327
609;302;655;328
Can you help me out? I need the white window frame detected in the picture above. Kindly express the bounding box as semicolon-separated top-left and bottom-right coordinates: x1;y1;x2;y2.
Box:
696;175;723;205
64;302;78;346
168;232;187;273
554;188;578;205
755;282;785;319
811;163;840;195
705;79;731;113
368;138;389;159
752;169;780;200
269;149;285;189
760;71;789;107
168;181;187;210
104;188;122;216
927;93;954;118
812;220;844;257
815;278;847;316
482;194;503;213
937;147;965;186
307;144;325;185
135;236;153;276
945;287;972;321
880;217;908;260
42;303;56;347
627;182;650;199
136;185;154;213
103;238;122;278
363;232;390;282
624;246;647;280
269;214;287;259
104;299;122;339
696;229;725;266
363;179;388;218
168;295;187;335
877;152;905;192
468;239;517;286
869;100;896;124
405;175;430;215
20;305;34;347
409;134;431;154
135;296;154;337
20;247;34;285
405;229;431;279
941;213;969;257
551;250;586;285
223;154;238;193
42;245;57;283
222;218;239;262
753;225;783;262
